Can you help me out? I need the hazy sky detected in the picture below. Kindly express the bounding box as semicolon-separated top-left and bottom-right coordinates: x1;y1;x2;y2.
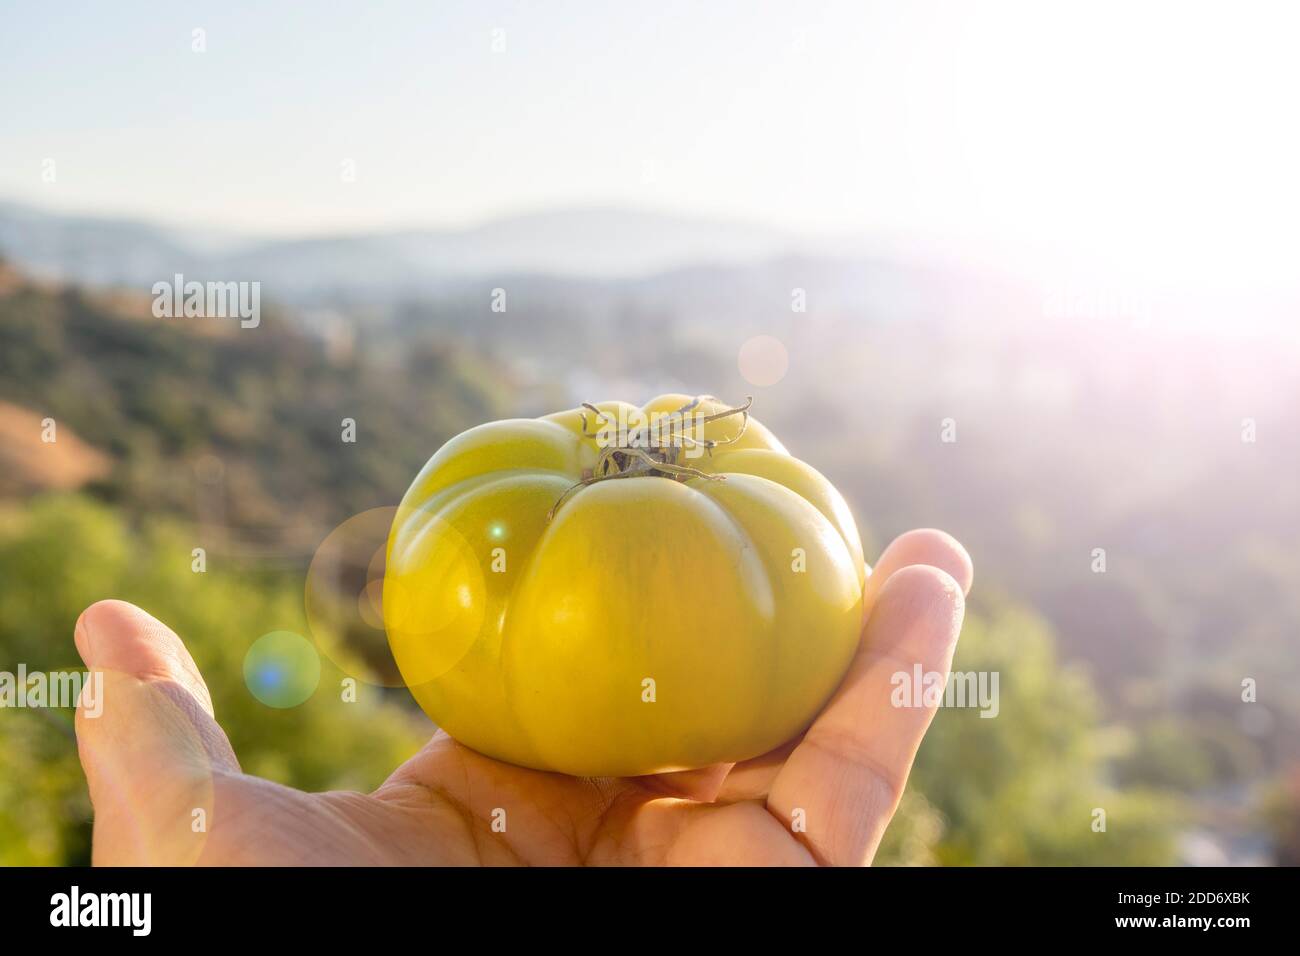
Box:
3;0;1299;285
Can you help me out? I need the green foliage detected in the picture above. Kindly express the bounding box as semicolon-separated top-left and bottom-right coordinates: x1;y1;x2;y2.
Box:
0;275;499;864
1258;772;1300;866
0;496;429;865
0;282;506;530
877;596;1181;865
0;709;89;866
1115;715;1264;792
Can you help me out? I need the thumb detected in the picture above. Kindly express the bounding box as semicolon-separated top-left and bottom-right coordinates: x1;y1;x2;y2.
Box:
74;600;239;864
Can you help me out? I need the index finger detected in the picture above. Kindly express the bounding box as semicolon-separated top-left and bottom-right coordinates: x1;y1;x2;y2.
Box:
765;547;969;864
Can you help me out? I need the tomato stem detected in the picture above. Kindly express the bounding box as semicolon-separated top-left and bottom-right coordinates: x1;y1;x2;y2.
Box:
547;396;752;520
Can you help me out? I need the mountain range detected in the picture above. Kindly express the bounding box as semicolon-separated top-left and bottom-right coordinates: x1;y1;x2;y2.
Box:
0;200;815;298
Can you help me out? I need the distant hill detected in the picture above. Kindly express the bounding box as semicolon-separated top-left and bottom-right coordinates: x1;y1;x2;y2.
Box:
0;260;505;546
0;201;799;297
0;202;208;290
0;400;111;495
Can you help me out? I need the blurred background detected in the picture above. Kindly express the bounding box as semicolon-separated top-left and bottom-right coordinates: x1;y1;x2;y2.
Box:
2;0;1298;865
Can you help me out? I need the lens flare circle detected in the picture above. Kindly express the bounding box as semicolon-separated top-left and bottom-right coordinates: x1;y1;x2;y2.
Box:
738;335;789;387
243;631;321;708
304;505;483;688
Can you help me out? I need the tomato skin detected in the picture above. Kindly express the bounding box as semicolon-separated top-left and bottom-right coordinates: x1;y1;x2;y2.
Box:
385;396;866;777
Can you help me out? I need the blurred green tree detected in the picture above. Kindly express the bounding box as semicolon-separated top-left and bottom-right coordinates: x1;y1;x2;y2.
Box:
0;495;428;865
877;597;1181;865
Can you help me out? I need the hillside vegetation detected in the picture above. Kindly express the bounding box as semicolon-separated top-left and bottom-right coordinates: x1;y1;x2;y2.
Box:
0;262;505;544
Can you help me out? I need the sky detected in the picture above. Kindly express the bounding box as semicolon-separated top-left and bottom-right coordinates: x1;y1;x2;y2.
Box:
3;0;1300;288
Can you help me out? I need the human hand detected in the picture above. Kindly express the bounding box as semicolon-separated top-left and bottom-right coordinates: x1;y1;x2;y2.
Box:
74;528;971;866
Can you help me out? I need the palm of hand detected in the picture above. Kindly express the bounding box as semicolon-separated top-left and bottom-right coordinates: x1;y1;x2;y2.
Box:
75;530;970;867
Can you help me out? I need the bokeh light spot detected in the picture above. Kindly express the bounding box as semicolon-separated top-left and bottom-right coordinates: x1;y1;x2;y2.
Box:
305;506;404;687
738;335;789;387
243;631;321;708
